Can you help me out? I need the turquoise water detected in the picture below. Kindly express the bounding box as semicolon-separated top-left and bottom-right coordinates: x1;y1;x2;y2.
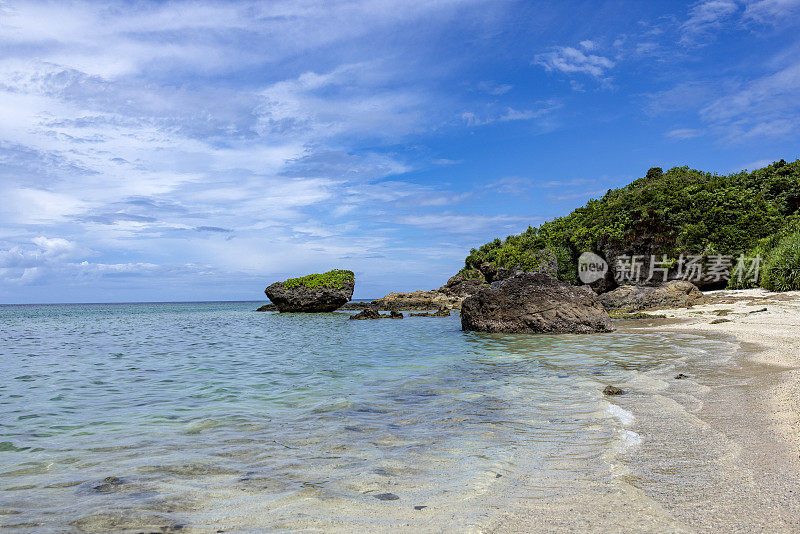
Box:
0;302;734;531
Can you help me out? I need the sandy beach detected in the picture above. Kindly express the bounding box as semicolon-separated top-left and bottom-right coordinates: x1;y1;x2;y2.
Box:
654;288;800;456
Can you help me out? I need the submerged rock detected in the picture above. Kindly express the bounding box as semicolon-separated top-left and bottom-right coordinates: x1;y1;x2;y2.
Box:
599;280;706;312
603;385;624;396
374;493;400;501
265;269;354;312
255;304;276;312
460;273;613;334
410;307;451;317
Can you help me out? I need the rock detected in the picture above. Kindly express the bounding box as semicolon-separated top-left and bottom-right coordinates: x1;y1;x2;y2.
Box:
599;280;706;312
437;273;487;298
374;493;399;501
675;373;689;379
710;318;732;324
349;308;402;320
265;270;354;312
350;308;382;320
603;385;623;396
255;304;275;312
370;290;460;311
414;505;427;510
460;273;614;334
93;476;124;493
479;262;520;284
749;307;768;314
410;307;451;317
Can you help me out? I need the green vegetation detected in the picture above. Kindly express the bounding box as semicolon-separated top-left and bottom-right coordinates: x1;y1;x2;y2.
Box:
462;159;800;291
284;269;354;290
759;230;800;291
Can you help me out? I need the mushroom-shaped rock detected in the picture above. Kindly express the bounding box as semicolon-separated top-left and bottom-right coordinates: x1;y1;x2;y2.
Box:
265;269;354;312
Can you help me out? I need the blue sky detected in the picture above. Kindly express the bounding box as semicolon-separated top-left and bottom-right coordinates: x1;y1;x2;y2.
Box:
1;0;799;303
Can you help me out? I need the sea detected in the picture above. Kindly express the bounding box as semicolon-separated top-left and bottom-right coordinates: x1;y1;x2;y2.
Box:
0;301;747;532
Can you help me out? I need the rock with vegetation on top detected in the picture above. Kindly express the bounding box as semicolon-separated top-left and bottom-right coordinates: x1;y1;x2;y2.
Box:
460;273;613;334
599;280;705;311
265;269;354;312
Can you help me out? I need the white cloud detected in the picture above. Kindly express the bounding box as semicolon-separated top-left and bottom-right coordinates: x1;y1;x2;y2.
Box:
477;81;513;95
461;101;560;127
534;46;615;78
395;213;531;234
680;0;739;45
666;128;703;139
744;0;800;22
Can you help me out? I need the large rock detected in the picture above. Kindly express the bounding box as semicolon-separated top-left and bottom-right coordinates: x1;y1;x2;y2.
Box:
265;269;354;312
599;280;706;311
461;273;613;334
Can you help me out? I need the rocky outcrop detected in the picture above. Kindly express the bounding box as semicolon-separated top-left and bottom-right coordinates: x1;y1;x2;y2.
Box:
599;280;706;311
369;273;487;311
370;290;462;311
350;307;382;320
436;273;487;299
265;270;354;312
349;308;403;320
461;273;613;334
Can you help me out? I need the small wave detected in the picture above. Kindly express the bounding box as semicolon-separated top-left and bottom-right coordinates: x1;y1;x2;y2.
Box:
619;429;643;448
607;403;634;426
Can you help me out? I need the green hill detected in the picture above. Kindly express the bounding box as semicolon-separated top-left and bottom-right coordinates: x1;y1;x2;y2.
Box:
461;159;800;291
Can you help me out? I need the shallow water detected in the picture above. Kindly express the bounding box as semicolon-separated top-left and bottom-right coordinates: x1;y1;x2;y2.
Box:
0;302;738;532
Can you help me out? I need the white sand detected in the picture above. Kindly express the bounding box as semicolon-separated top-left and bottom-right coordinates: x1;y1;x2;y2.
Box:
644;288;800;456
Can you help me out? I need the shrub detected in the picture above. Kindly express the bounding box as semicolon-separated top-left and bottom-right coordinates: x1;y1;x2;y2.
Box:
284;269;354;290
759;232;800;291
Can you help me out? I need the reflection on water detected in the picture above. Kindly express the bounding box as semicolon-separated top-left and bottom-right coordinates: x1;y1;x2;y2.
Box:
0;302;733;531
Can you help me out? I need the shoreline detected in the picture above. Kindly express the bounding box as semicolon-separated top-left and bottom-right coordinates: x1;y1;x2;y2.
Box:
648;288;800;458
629;289;800;530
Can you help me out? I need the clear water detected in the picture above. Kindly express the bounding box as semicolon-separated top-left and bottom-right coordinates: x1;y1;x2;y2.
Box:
0;302;734;532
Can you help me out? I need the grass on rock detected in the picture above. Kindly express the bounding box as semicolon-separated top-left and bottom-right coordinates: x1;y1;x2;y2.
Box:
284;269;354;290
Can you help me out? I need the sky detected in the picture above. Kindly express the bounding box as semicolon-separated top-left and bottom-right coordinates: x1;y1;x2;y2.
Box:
1;0;799;303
